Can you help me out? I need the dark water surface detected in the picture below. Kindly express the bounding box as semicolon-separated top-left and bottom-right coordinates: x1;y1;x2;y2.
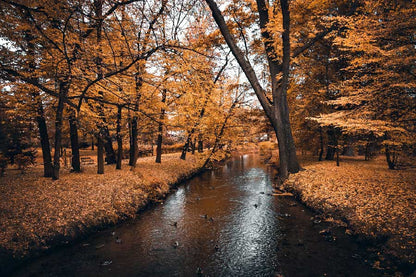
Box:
13;154;381;276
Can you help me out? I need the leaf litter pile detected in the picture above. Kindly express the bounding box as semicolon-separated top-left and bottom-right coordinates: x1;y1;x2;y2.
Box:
286;156;416;265
0;153;204;258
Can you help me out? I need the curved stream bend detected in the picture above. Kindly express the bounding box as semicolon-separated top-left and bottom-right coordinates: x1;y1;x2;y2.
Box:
14;154;380;277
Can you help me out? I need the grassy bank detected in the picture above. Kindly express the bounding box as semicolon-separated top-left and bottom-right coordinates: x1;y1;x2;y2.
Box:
0;153;205;269
283;155;416;272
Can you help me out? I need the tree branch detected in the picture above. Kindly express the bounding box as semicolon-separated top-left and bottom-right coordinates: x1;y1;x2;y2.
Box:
204;0;272;116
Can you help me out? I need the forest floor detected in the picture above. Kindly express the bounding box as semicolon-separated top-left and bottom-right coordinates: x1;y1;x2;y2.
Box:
0;153;205;271
283;155;416;273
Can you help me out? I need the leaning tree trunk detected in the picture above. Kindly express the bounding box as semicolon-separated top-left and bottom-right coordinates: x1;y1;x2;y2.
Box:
155;89;166;163
69;111;81;172
205;0;300;181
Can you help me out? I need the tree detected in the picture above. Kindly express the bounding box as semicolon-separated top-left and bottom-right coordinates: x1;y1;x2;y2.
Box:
311;0;416;169
204;0;344;179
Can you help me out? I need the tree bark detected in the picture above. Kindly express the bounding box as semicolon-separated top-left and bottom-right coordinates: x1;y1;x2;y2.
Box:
116;105;122;170
69;111;81;172
129;116;138;166
52;81;68;180
26;32;52;177
325;127;337;160
103;126;116;164
180;136;191;160
318;127;324;161
97;134;104;174
35;95;53;177
205;0;300;180
155;89;166;163
385;145;395;169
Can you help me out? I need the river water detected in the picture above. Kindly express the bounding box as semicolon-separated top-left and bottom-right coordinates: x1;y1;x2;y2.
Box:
13;154;381;276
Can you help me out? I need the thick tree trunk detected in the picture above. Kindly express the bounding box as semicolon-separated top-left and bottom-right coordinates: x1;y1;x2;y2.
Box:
155;90;166;163
35;98;53;177
155;133;163;163
103;127;116;164
180;136;191;160
52;81;68;180
69;112;81;172
116;105;122;170
97;134;104;174
129;116;138;166
205;0;300;181
27;33;52;177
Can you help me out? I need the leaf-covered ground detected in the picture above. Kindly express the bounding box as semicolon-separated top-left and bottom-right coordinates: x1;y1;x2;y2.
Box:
0;153;205;259
285;156;416;265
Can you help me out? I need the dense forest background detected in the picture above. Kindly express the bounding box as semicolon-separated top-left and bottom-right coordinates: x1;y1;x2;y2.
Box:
0;0;415;179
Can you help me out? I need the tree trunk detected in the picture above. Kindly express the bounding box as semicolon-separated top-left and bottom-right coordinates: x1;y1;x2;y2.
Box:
180;136;190;160
69;111;81;172
155;89;166;163
97;134;104;174
385;145;395;169
91;135;94;150
155;133;163;163
318;127;324;161
129;116;138;166
103;127;116;164
325;127;337;160
35;97;53;177
198;134;203;153
205;0;300;181
27;32;52;177
279;0;300;175
191;138;196;154
116;105;122;170
52;81;68;180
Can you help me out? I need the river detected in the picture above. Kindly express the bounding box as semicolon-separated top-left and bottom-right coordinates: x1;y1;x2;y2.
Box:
12;154;381;276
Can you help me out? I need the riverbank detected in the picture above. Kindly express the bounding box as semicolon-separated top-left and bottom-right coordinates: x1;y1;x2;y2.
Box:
283;156;416;274
0;153;206;274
